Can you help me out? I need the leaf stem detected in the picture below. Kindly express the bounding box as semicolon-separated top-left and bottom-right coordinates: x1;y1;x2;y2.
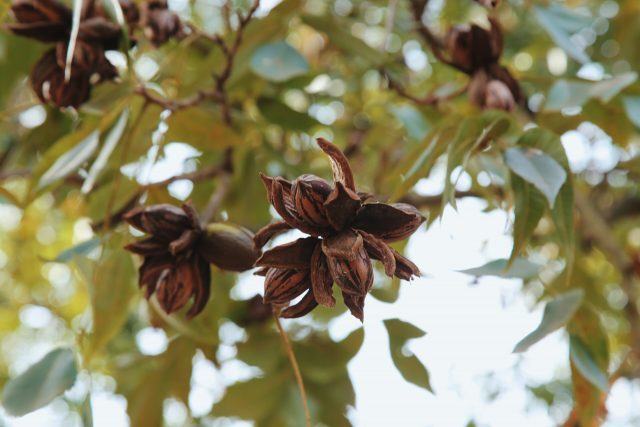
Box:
273;312;312;427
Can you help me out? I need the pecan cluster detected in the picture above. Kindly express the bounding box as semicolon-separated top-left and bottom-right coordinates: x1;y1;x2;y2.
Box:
7;0;184;108
254;139;424;321
445;18;525;111
124;203;258;317
140;0;184;46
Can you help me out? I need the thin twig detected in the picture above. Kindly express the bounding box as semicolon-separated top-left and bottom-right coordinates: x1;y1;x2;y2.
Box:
199;172;231;224
384;72;468;105
408;0;462;71
213;0;260;125
135;86;219;112
273;312;312;427
136;0;260;118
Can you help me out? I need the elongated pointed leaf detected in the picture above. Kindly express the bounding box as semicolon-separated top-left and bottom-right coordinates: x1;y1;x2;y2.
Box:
514;128;574;270
81;393;94;427
53;237;103;263
80;235;136;360
570;335;608;392
82;109;129;193
443;115;510;209
383;318;432;392
302;14;384;66
38;131;100;189
534;4;591;63
257;97;318;131
65;0;83;81
509;174;546;261
513;289;584;353
545;73;638;111
2;348;78;416
459;258;542;280
504;147;567;207
623;96;640;129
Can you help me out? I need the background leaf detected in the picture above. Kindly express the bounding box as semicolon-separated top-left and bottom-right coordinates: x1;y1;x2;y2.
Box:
504;147;567;207
459;258;542;280
383;318;432;392
250;41;309;82
534;4;592;63
513;289;584;353
570;335;608;392
2;348;78;416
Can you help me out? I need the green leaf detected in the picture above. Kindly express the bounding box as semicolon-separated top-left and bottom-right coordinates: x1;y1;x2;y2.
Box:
115;338;196;427
52;237;103;263
81;109;129;194
164;107;243;150
545;73;638;111
443;115;510;208
2;348;78;416
569;335;608;392
622;96;640;129
534;4;592;63
82;234;136;360
509;174;546;261
504;147;567;207
257;97;319;131
38;130;100;189
389;126;451;201
30;97;128;196
370;277;401;303
459;258;542;280
513;289;584;353
250;41;309;82
214;374;288;421
566;306;610;424
81;393;94;427
514;128;574;270
301;14;384;66
390;105;430;141
383;318;432;392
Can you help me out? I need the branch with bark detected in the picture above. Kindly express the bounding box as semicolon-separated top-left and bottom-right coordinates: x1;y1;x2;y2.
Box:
135;0;260;122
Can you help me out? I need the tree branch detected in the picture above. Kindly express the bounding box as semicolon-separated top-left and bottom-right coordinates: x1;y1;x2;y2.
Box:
384;72;467;105
407;0;463;71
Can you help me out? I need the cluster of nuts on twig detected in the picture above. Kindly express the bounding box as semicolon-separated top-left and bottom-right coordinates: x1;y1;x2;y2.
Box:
123;139;425;322
6;0;184;107
395;0;526;112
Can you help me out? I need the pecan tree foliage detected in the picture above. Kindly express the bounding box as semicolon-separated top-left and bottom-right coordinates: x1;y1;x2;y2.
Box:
1;0;640;425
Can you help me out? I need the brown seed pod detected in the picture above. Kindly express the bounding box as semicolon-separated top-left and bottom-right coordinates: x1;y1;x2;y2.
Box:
124;202;258;318
444;17;525;111
254;139;424;321
140;0;184;46
7;0;132;108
